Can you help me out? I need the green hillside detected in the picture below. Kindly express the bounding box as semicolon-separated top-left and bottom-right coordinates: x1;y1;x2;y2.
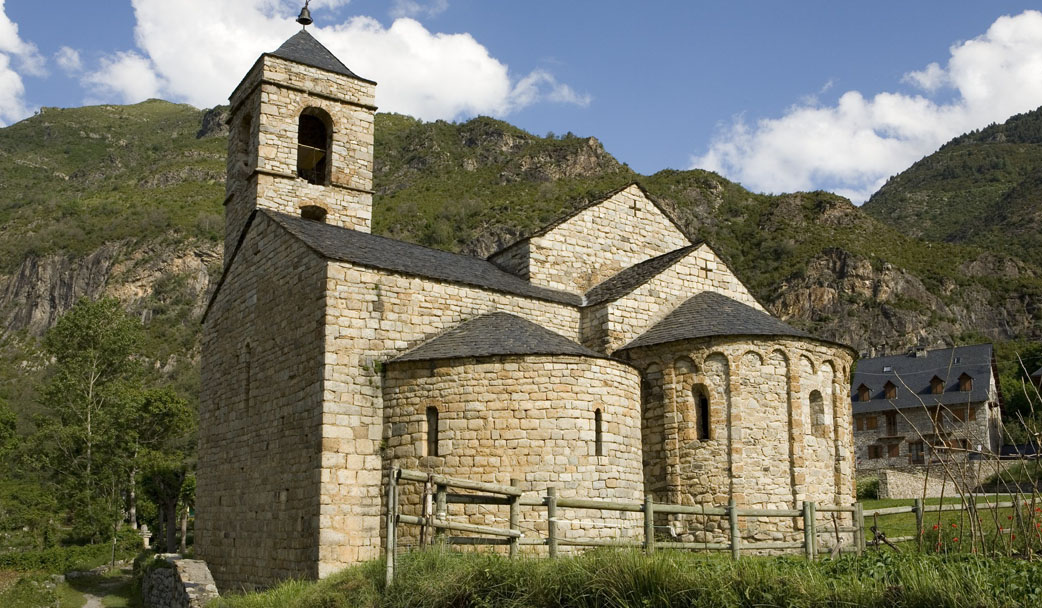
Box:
0;99;1040;362
863;106;1042;266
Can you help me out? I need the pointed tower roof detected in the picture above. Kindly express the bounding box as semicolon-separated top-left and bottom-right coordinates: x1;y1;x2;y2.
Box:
271;30;374;83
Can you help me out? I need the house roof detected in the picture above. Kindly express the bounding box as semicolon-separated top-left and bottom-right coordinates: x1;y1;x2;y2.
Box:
266;211;582;306
391;312;606;363
583;245;699;307
1032;366;1042;379
618;291;818;351
270;30;374;83
851;344;995;414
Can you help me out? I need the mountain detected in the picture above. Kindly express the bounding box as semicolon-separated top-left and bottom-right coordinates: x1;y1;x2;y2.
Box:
863;106;1042;266
0;100;1040;405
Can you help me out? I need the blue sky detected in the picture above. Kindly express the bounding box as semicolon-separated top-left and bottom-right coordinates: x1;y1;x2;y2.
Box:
3;1;1042;202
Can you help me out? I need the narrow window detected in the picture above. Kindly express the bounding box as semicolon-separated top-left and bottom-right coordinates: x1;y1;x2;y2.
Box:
857;384;870;402
426;406;439;457
297;109;332;185
243;343;252;412
698;394;710;440
887;442;900;458
868;445;882;459
594;408;603;457
866;415;878;430
885;411;897;435
968;405;977;421
930;376;944;395
884;381;897;399
809;390;825;436
855;416;865;431
959;373;973;392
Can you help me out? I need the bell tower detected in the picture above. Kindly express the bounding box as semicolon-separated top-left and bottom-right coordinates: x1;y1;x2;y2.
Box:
223;8;376;266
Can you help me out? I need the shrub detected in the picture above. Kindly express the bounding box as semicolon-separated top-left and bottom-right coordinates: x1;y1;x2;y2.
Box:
857;476;880;500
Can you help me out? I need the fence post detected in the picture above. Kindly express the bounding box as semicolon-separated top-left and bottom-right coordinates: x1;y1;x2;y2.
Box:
914;497;924;552
802;501;813;560
434;484;447;542
644;495;655;554
728;498;740;560
808;502;817;560
509;479;520;559
384;467;398;587
547;486;558;558
854;503;865;556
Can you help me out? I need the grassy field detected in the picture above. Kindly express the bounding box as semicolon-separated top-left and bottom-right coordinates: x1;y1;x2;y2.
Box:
860;494;1042;554
212;548;1042;608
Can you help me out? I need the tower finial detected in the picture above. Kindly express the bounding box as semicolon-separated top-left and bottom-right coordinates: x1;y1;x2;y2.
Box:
296;1;313;28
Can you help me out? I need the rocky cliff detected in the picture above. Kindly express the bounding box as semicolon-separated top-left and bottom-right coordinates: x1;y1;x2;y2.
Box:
0;101;1039;367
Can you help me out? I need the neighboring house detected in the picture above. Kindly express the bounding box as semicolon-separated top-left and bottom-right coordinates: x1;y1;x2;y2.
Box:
1032;365;1042;390
851;344;1002;470
196;16;857;592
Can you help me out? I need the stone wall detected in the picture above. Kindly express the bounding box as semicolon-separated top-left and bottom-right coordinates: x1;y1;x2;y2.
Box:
620;337;855;543
384;355;645;550
489;185;690;294
318;262;582;576
224;54;375;265
141;555;219;608
582;245;764;353
854;401;995;471
197;215;328;590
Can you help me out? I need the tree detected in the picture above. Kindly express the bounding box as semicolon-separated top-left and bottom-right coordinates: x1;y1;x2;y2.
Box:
31;297;143;541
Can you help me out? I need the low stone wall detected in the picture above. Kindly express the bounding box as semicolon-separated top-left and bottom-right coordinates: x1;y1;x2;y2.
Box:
141;554;219;608
875;462;1021;499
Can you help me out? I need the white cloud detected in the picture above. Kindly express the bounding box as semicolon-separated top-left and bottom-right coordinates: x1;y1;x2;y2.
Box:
55;46;82;74
0;0;42;125
81;51;164;104
692;10;1042;203
390;0;449;19
80;0;585;121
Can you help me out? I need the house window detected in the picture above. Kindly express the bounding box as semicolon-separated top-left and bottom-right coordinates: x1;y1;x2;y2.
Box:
968;405;977;421
885;411;897;435
868;445;883;459
888;442;900;458
297;108;332;185
959;373;973;392
866;415;878;430
931;406;944;431
694;387;710;441
594;408;603;456
857;384;870;402
884;381;897;399
930;376;944;395
909;441;925;464
426;406;439;457
855;416;865;431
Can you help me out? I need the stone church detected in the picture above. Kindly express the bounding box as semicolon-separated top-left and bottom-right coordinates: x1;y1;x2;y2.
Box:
196;24;857;590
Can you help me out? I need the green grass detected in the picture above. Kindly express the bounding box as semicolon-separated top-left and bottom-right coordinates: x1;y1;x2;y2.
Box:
213;548;1042;608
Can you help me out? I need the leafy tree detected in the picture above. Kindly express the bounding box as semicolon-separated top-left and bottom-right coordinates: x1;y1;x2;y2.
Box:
30;297;143;541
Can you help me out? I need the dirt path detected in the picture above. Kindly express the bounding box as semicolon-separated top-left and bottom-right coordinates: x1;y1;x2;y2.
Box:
82;592;104;608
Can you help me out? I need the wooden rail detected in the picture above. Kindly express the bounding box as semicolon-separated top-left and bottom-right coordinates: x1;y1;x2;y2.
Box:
384;466;869;583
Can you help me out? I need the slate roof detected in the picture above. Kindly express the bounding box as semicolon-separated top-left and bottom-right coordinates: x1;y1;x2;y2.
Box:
851;344;996;414
266;211;582;305
270;30;374;83
392;312;605;363
1032;366;1042;379
584;245;698;307
618;291;816;351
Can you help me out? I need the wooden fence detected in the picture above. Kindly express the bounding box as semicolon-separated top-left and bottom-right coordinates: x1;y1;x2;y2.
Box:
384;467;864;584
862;497;1019;545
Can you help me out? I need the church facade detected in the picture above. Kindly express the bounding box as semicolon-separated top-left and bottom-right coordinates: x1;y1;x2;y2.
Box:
197;28;857;590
